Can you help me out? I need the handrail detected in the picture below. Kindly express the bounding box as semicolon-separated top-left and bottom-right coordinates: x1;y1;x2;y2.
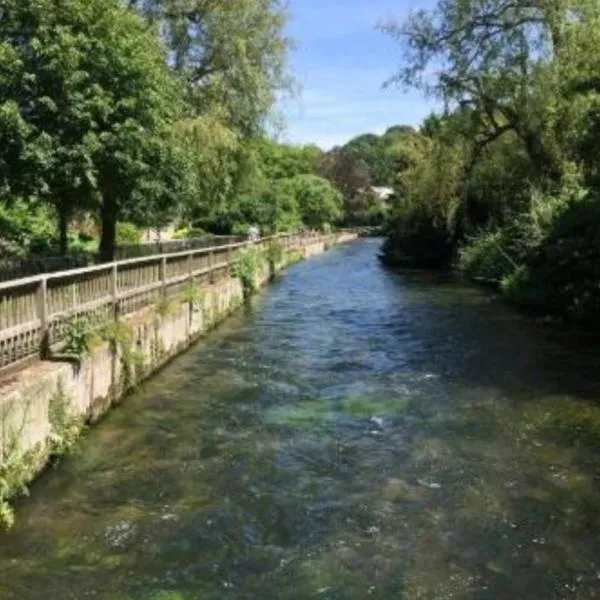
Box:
0;231;350;372
0;233;285;292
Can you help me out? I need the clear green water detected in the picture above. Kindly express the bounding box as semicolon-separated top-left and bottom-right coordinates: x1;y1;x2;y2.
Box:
2;239;600;599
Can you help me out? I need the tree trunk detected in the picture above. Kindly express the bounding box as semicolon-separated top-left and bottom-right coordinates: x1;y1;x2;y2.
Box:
58;207;69;256
99;196;118;262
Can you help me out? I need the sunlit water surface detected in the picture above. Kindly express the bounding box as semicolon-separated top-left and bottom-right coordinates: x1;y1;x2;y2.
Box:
2;239;600;599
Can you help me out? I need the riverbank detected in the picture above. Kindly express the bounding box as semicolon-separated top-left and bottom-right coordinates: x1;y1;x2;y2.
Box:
0;232;357;528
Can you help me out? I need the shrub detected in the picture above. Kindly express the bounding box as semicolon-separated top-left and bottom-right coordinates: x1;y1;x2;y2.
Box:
458;229;518;284
116;222;142;245
63;315;100;357
380;206;454;268
232;246;265;297
510;195;600;321
266;241;284;266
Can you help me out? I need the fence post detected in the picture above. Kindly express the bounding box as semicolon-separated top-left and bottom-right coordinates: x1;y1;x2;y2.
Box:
207;250;214;284
111;264;119;319
37;277;49;358
160;255;167;297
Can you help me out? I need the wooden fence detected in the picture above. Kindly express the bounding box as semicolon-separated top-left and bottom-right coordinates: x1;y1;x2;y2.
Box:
0;235;247;283
0;232;335;372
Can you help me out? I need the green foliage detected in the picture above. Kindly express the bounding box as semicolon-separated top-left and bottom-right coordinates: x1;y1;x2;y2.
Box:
102;320;145;390
507;195;600;320
132;0;292;138
129;0;293;236
0;200;57;258
0;394;41;529
48;383;84;456
232;246;265;297
379;0;600;322
266;241;284;266
155;296;177;319
382;204;455;269
458;231;515;284
257;138;322;180
0;0;186;259
277;175;343;230
0;447;41;530
1;382;81;530
0;0;295;256
342;126;415;186
116;223;142;245
181;282;205;306
63;315;100;358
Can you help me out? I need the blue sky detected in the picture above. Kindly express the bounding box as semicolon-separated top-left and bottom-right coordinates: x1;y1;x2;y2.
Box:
279;0;439;149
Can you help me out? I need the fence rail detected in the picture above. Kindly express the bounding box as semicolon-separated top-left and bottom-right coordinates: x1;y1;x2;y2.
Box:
0;231;340;371
0;235;248;283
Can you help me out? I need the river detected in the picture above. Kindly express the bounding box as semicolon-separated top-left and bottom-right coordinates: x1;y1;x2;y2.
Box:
2;238;600;599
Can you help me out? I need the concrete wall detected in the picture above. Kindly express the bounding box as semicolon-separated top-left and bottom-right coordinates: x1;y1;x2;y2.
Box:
0;233;357;500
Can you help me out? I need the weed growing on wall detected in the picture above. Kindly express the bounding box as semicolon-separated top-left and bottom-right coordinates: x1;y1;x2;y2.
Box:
0;449;40;529
102;321;145;391
181;282;205;307
48;382;84;456
155;296;178;319
63;315;101;357
232;246;266;297
266;241;284;266
0;382;82;530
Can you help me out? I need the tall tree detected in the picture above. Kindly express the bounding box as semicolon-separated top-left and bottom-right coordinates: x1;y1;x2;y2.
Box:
128;0;292;225
381;0;600;183
318;148;371;201
0;0;186;259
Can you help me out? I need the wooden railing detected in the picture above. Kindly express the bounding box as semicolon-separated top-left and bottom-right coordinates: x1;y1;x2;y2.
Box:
0;235;247;283
0;232;339;371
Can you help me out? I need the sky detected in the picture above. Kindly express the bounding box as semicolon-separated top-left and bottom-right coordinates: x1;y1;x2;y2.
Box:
279;0;439;150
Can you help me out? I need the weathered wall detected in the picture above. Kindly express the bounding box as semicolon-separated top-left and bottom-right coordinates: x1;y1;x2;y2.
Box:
0;233;357;516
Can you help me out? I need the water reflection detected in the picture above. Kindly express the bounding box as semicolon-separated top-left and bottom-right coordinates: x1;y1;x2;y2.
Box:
1;239;600;599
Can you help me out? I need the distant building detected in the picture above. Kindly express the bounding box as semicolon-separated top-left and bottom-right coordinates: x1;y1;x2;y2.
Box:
371;187;395;202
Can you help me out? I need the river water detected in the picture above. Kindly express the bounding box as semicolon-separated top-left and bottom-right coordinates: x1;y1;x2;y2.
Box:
2;238;600;599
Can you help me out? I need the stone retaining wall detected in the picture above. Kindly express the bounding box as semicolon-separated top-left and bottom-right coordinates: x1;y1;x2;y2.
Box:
0;233;357;521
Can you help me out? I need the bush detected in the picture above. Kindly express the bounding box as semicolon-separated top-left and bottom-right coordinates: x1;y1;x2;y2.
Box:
458;229;518;284
380;206;454;268
173;227;206;240
116;222;142;245
232;222;251;236
266;241;284;265
232;246;265;297
508;196;600;321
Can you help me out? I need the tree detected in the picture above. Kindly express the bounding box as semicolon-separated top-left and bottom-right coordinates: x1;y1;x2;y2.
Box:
256;138;322;181
378;0;600;323
0;0;102;253
128;0;291;137
383;0;598;181
0;0;186;260
318;148;371;201
128;0;293;231
278;175;343;230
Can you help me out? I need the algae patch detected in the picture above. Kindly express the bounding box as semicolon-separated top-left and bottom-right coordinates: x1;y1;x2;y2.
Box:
264;396;412;430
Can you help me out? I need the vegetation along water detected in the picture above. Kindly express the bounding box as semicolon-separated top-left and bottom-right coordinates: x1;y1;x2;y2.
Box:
2;239;600;599
3;0;600;597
